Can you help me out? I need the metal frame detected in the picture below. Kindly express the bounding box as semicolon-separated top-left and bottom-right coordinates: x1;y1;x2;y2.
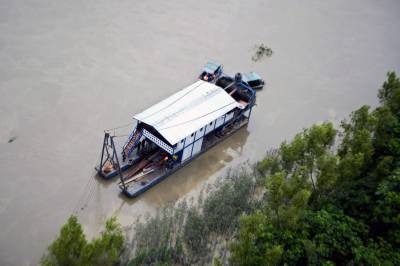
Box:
110;136;126;190
98;133;111;173
142;129;174;154
98;133;126;189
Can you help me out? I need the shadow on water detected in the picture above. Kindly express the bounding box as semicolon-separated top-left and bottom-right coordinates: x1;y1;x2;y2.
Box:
79;127;250;235
113;126;250;207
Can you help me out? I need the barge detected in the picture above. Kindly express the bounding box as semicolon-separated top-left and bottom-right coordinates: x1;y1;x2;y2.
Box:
96;61;263;198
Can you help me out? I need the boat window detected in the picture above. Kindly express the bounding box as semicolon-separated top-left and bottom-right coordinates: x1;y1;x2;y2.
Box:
191;133;194;137
209;122;212;125
200;128;203;131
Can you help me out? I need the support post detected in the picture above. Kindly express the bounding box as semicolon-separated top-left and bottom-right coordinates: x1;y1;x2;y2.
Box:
110;136;127;191
247;95;256;122
98;132;110;174
248;105;253;120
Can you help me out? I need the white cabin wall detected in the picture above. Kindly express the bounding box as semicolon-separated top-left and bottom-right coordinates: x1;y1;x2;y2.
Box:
225;112;234;122
185;133;195;146
176;110;238;160
215;115;225;128
205;120;215;134
195;127;204;141
182;144;193;162
174;139;185;153
192;138;203;156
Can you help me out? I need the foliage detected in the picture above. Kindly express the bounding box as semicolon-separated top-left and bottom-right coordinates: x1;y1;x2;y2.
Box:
81;71;399;265
127;174;259;265
203;174;256;234
127;204;185;266
183;209;208;256
41;216;87;266
230;72;400;265
41;216;124;266
252;43;273;62
82;217;124;265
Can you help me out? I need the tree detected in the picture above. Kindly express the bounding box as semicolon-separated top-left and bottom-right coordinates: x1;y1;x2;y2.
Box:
264;171;311;229
126;72;400;265
378;72;400;117
41;216;124;266
203;175;254;234
303;209;367;264
373;168;400;246
230;213;274;266
183;209;208;256
82;217;124;266
231;73;400;265
279;122;336;193
41;216;87;266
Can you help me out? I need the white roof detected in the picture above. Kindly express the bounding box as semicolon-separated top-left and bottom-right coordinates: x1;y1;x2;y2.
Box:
134;80;240;145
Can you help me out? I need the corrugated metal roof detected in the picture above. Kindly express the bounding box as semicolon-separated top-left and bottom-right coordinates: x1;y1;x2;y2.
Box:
134;80;240;145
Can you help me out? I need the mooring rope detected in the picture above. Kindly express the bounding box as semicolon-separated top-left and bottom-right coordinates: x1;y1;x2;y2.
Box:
71;174;96;215
104;122;135;133
71;152;103;215
112;134;130;138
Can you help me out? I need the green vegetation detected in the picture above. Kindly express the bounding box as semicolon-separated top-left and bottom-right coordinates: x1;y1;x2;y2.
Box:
126;173;258;265
230;72;400;265
41;216;124;266
43;72;399;265
126;72;399;265
252;43;273;62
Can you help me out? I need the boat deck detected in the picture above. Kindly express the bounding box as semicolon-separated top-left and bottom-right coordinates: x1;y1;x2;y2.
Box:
95;144;141;179
121;117;249;198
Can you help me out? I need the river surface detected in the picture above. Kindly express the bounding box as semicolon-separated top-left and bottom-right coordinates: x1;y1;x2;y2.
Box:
0;0;399;265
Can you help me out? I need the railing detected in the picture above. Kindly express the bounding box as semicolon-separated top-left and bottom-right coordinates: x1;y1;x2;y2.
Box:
123;128;143;158
142;129;174;154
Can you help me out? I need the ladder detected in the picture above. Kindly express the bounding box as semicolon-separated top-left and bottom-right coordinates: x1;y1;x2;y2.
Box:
122;128;143;159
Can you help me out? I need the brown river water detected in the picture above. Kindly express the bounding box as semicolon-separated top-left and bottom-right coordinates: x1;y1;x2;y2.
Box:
0;0;399;265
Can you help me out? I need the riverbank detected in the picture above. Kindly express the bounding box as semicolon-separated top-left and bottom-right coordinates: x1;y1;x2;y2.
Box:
43;72;400;265
1;1;400;264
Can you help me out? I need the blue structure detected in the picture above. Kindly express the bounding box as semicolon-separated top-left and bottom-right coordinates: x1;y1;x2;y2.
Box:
242;71;265;90
199;60;223;82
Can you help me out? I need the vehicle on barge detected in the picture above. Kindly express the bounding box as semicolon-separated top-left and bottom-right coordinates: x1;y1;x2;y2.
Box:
96;61;263;198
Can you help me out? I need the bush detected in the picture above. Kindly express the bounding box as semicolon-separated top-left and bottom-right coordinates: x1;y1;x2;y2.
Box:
41;216;124;266
183;209;208;256
252;43;273;62
127;172;259;265
203;174;255;234
128;204;186;265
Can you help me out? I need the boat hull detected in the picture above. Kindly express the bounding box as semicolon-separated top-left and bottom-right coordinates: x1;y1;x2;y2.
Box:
122;119;249;198
95;156;141;179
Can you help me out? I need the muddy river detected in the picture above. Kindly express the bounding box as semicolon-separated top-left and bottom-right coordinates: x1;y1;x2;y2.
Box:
0;0;399;265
